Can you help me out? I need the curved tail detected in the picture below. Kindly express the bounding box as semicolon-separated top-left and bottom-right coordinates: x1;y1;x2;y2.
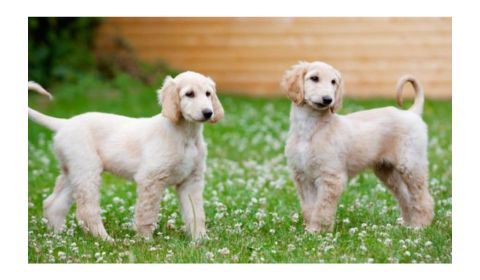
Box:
28;81;65;131
396;75;424;115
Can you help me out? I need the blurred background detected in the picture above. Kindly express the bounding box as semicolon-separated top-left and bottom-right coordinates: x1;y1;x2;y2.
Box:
29;17;451;99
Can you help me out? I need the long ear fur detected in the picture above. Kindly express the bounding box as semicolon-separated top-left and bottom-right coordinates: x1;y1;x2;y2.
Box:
331;70;344;113
281;62;308;105
158;76;181;123
207;78;224;123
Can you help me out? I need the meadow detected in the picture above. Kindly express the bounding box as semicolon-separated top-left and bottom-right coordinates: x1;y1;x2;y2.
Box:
28;73;452;263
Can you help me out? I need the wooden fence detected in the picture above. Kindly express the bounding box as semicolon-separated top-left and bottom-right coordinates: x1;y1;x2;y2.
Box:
95;17;451;98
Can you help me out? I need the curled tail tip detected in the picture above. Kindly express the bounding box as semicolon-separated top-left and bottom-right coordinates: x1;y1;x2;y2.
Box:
28;81;53;100
395;74;424;115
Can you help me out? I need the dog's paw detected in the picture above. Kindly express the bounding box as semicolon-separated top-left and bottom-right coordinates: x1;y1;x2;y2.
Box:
305;225;321;234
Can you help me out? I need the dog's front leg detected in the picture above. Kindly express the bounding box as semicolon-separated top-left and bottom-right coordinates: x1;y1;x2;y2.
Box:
293;171;315;226
134;176;167;240
176;170;207;240
307;173;347;233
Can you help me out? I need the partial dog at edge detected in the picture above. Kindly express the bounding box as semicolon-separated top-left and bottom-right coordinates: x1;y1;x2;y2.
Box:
281;61;434;233
28;71;224;241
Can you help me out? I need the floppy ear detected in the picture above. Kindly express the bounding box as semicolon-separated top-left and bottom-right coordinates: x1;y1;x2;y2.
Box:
207;78;224;123
158;76;181;123
281;62;307;105
331;70;344;113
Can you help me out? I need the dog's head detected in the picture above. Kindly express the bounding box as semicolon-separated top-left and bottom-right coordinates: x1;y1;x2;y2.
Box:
281;61;344;113
158;71;224;124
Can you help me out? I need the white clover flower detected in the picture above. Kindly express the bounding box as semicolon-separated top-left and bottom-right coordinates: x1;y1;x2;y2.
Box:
384;238;392;247
58;251;66;261
287;244;296;252
342;218;350;224
112;197;123;204
205;251;214;261
425;241;433;247
291;213;299;223
360;245;367;252
167;218;176;229
255;210;266;221
349;227;358;236
166;250;174;259
218;247;230;256
388;257;399;263
259;197;267;206
269;229;276;234
214;212;225;220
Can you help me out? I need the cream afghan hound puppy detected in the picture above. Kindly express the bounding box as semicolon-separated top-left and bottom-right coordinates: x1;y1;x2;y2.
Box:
28;71;224;241
281;61;434;233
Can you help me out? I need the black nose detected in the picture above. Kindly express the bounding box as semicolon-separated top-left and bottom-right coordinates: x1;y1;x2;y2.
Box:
322;96;333;105
202;109;213;119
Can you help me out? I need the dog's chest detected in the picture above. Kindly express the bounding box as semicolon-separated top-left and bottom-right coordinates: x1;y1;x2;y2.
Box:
286;133;314;172
170;139;201;183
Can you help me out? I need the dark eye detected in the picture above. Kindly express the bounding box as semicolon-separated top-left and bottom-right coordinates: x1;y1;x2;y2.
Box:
186;91;195;98
310;76;319;82
331;79;337;85
206;91;211;97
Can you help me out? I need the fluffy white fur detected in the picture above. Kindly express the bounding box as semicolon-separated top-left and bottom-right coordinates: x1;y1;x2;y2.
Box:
28;71;224;241
282;61;434;233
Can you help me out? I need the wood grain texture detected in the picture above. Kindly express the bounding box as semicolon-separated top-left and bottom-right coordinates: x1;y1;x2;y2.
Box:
95;17;451;98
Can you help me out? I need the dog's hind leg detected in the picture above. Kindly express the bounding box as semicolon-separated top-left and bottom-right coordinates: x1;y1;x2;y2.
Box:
396;162;434;228
43;173;74;232
64;146;112;241
374;165;413;225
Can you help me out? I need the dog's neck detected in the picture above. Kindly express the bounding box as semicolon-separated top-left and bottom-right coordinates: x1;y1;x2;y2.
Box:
156;114;203;139
290;103;335;133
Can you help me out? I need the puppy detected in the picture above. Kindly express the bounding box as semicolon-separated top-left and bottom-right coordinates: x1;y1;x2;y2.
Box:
281;61;434;233
28;71;224;241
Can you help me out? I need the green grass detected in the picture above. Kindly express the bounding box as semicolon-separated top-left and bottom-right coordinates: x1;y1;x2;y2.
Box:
28;73;452;263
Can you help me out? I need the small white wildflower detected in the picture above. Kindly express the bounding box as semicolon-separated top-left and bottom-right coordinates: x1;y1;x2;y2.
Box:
349;227;358;236
218;247;230;256
291;213;299;223
167;218;176;229
384;238;392;247
287;244;296;252
388;256;399;263
112;197;123;204
149;247;157;251
214;212;225;220
269;229;276;234
367;258;374;263
360;245;367;252
404;251;411;257
342;218;350;224
425;241;433;247
255;210;266;221
58;251;66;261
259;197;267;206
205;251;214;261
166;250;174;259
